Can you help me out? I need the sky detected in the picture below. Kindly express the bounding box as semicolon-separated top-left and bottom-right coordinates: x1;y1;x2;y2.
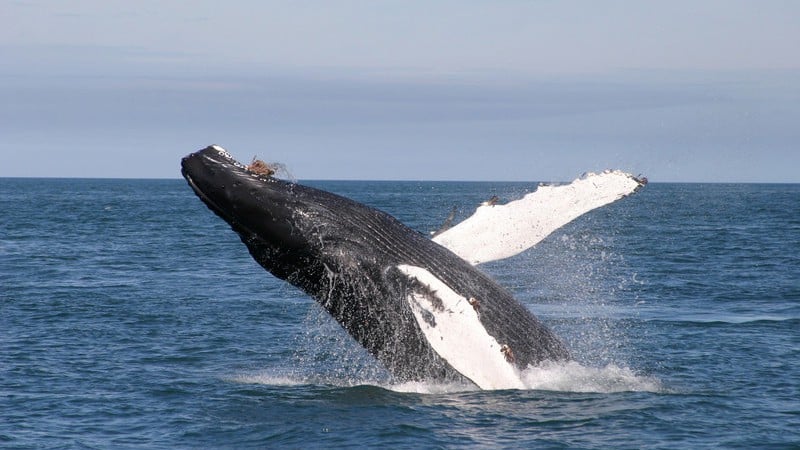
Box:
1;1;798;182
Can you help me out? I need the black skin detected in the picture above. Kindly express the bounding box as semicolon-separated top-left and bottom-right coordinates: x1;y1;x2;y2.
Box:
181;146;570;384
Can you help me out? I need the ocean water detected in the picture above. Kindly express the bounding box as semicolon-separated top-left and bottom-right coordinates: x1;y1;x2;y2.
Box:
1;178;798;449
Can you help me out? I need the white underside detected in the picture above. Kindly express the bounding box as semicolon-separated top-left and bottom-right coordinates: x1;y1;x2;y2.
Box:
397;264;526;390
433;170;642;265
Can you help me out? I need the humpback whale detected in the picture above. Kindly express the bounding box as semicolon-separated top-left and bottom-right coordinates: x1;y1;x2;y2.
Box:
181;145;645;389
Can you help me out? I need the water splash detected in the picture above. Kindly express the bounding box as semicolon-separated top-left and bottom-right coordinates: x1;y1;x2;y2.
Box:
228;189;663;395
291;303;394;384
229;360;662;394
228;230;667;395
519;361;663;393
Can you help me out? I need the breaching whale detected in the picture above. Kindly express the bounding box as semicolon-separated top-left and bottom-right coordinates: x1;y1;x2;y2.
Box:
181;145;645;389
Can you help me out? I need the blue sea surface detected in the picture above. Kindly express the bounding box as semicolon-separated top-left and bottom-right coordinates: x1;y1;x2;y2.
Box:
1;178;798;449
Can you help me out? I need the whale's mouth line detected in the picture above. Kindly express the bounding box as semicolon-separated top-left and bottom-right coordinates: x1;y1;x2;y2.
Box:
183;172;216;212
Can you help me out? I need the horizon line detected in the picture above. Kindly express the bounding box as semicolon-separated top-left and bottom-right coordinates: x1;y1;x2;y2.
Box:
1;176;798;185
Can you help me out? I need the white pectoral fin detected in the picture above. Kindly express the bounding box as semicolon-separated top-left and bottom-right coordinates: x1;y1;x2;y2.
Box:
398;265;525;390
432;170;646;265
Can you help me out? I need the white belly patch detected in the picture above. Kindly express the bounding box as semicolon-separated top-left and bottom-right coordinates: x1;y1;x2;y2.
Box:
397;264;525;390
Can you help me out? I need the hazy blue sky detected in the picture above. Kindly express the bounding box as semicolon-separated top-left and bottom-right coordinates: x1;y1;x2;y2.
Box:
1;1;798;181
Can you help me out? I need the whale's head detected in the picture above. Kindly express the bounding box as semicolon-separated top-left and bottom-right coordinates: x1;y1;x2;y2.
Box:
181;145;307;251
180;145;396;285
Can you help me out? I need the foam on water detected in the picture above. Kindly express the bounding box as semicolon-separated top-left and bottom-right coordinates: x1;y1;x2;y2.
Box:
230;372;303;387
382;380;476;394
230;370;474;394
229;360;663;395
227;368;466;393
385;360;664;394
519;361;663;393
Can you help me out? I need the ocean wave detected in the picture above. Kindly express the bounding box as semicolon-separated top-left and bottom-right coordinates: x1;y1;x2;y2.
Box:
645;316;799;325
